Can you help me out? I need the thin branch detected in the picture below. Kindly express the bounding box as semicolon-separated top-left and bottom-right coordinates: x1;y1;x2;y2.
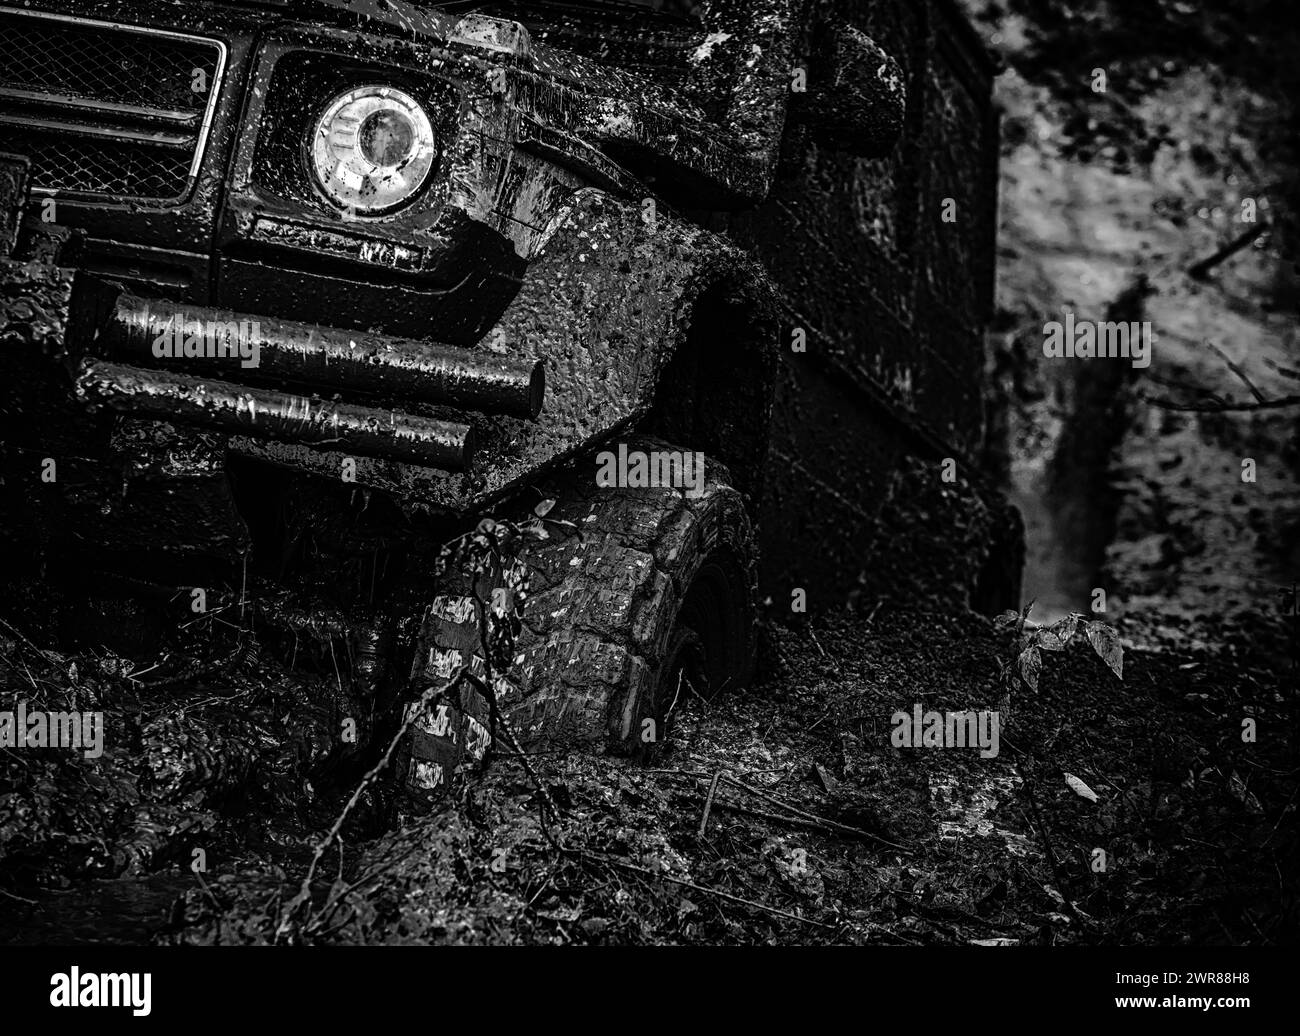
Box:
1143;393;1300;413
721;774;913;853
1208;341;1267;405
275;667;470;940
575;850;838;930
698;771;722;837
1187;221;1268;279
1263;358;1300;382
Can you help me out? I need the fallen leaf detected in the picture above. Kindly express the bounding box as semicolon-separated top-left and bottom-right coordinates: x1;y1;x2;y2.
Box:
1064;772;1099;803
813;763;840;795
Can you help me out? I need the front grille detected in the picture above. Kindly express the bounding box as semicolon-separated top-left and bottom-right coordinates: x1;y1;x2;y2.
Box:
0;7;225;203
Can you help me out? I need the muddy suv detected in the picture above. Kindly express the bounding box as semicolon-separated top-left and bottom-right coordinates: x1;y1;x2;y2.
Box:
0;0;1015;798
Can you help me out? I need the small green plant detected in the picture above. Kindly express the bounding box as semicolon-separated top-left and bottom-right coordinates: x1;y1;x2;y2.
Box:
995;601;1124;693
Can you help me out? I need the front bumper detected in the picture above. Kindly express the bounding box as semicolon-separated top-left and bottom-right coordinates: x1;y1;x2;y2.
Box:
0;152;549;584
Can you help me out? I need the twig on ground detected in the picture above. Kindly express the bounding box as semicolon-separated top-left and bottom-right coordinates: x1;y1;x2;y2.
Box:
275;667;469;940
722;774;912;853
1014;761;1092;928
1208;341;1268;404
575;849;836;930
1187;222;1268;279
0;616;47;658
1263;358;1300;382
698;771;722;837
1142;393;1300;413
1144;337;1298;412
495;707;564;843
524;856;567;910
710;798;883;842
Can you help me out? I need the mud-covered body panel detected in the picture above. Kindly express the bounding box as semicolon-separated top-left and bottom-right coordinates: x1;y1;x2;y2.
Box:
228;190;779;513
732;0;1006;605
0;0;1012;613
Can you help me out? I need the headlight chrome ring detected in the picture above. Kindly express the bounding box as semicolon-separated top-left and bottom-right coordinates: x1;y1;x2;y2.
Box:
309;85;437;215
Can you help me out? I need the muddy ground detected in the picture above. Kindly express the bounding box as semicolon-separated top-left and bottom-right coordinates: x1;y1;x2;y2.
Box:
1;600;1295;946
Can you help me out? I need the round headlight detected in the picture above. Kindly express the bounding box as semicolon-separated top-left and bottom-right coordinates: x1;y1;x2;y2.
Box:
309;86;437;215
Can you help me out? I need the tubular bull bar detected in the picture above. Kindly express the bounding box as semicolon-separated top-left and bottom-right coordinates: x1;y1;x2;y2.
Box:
83;295;547;472
3;262;542;479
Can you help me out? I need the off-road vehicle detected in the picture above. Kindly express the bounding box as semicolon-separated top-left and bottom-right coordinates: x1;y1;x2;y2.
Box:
0;0;1018;801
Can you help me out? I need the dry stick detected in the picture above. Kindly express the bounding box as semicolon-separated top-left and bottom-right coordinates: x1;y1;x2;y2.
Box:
647;768;910;851
577;850;836;930
698;771;722;837
137;648;245;693
275;667;470;939
712;798;891;843
722;774;912;853
680;677;712;709
1145;371;1228;404
0;616;47;658
1264;358;1300;382
459;669;563;840
1188;221;1268;279
498;707;564;841
664;669;686;726
311;905;361;943
525;856;567;910
1142;393;1300;413
806;710;834;733
310;843;422;934
467;563;565;836
1259;782;1300;850
1209;341;1268;405
1014;761;1089;928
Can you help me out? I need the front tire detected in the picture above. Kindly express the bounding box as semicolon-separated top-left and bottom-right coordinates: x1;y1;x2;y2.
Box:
398;436;758;799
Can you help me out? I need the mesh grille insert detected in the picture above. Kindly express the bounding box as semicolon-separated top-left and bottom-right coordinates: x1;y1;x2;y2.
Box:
0;10;222;202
